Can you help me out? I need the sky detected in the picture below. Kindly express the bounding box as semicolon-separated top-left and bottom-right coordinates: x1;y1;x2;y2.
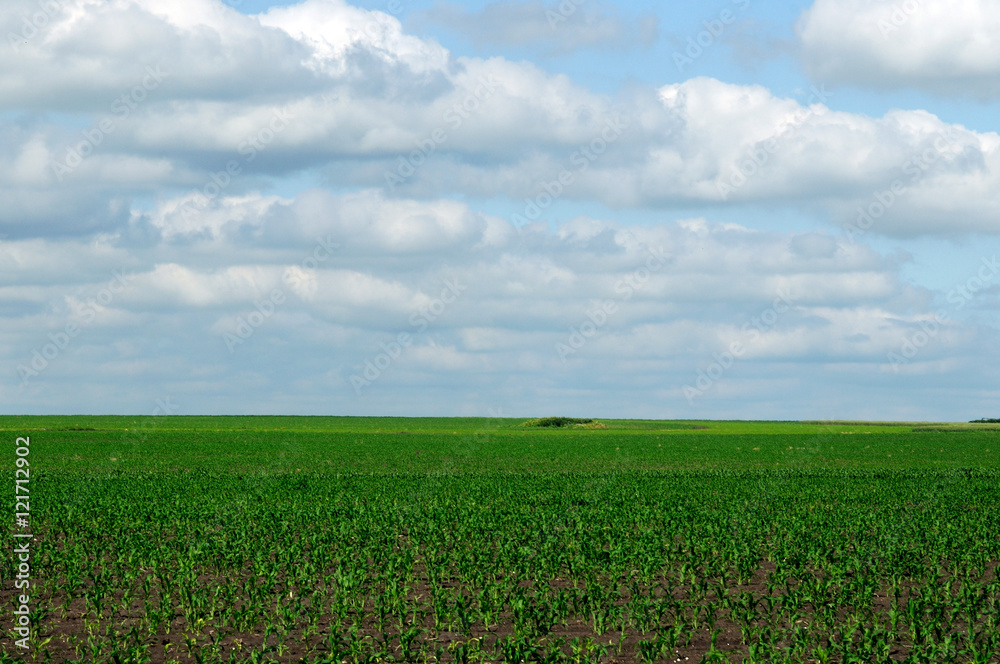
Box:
2;0;999;420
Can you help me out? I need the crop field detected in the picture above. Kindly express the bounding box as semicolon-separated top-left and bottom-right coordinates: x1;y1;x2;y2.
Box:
2;417;999;663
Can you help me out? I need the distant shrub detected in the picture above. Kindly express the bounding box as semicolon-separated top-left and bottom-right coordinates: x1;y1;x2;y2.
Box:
970;418;1000;423
521;417;594;428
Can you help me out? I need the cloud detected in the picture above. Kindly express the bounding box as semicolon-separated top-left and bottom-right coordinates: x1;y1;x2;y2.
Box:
352;76;1000;237
418;0;658;54
797;0;1000;98
9;188;990;419
3;0;999;419
645;78;1000;236
259;0;450;75
5;0;1000;239
0;0;321;111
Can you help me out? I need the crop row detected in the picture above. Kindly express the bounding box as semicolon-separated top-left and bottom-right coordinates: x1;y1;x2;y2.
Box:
2;470;998;663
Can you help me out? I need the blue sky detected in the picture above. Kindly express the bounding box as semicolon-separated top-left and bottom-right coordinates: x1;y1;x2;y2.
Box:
2;0;999;419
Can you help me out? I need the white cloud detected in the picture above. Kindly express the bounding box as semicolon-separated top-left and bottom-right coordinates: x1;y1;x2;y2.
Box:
640;78;1000;236
6;188;989;418
5;0;1000;238
259;0;450;74
797;0;1000;98
0;0;318;110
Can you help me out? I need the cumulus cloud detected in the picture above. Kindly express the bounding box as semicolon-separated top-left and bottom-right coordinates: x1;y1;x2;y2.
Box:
646;78;1000;236
797;0;1000;98
7;188;992;418
260;0;450;75
0;0;320;110
4;0;1000;239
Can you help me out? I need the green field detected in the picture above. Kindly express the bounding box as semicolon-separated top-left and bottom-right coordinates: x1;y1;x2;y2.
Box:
5;416;999;473
2;418;999;663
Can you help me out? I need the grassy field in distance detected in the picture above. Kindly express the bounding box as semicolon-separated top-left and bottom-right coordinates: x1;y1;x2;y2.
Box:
1;416;998;473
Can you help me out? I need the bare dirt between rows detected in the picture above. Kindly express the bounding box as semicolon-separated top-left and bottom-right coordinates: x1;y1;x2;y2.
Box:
4;557;998;663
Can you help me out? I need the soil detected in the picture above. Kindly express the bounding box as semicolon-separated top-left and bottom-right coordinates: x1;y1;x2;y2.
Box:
4;558;998;663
